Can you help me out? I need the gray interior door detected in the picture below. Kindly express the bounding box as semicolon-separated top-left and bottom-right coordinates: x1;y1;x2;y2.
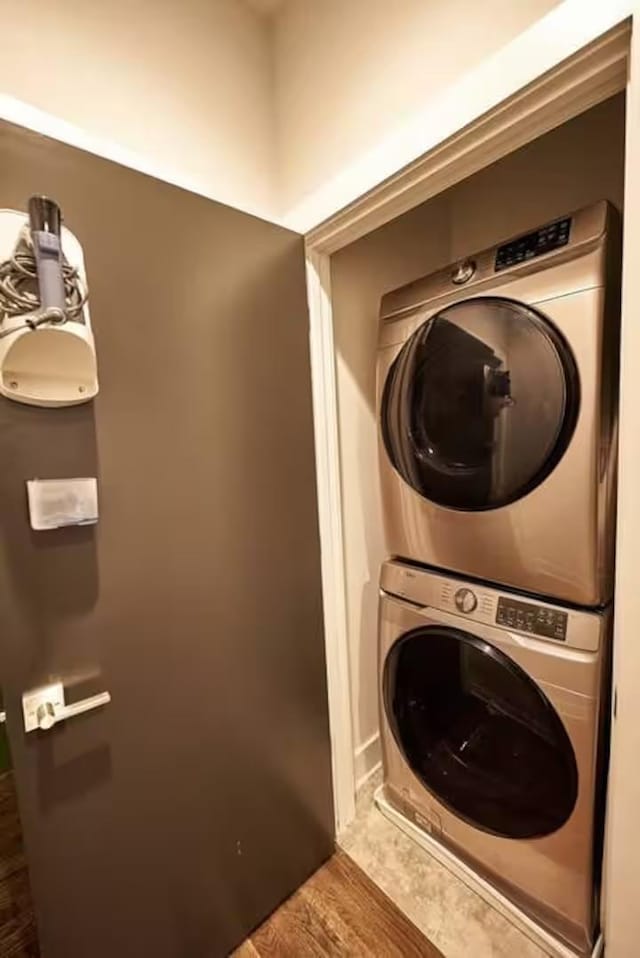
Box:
0;120;334;958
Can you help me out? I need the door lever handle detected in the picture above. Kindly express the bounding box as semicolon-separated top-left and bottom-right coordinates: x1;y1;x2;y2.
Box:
23;682;111;733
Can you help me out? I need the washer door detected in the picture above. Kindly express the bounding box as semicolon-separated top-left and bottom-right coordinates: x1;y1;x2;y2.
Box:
383;626;578;839
381;297;579;510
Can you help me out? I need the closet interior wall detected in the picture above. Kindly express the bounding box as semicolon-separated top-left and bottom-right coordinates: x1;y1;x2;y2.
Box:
330;92;626;784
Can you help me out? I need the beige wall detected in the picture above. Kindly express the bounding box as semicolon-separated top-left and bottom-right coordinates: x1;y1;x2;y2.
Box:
0;0;276;218
0;0;577;224
331;94;626;771
273;0;563;218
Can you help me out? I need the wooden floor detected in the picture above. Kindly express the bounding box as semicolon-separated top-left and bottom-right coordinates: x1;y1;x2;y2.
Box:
0;772;39;957
0;776;441;958
231;850;443;958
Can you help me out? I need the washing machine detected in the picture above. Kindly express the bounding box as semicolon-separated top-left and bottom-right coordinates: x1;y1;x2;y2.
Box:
379;559;610;954
377;201;621;606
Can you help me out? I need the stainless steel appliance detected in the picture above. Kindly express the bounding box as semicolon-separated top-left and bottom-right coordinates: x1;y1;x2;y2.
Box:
379;560;610;954
377;201;621;606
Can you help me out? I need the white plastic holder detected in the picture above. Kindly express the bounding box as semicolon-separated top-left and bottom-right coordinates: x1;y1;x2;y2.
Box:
0;209;98;407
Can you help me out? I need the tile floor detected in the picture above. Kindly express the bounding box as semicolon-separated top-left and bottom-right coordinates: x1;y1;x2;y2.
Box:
339;770;549;958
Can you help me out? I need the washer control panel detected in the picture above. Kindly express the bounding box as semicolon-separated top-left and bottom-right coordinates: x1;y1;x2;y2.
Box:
496;595;568;642
494;216;571;271
379;561;604;653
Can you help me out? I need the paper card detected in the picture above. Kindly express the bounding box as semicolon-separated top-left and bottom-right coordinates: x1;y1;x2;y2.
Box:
26;478;99;531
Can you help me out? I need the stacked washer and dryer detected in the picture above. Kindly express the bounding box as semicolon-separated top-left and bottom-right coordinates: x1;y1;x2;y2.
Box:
375;201;621;955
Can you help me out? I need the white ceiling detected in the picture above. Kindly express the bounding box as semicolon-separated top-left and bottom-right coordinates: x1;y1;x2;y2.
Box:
242;0;286;18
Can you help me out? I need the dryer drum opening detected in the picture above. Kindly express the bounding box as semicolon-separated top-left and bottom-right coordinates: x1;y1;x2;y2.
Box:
381;296;580;512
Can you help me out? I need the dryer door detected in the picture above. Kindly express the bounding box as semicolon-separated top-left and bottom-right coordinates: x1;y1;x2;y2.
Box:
383;625;578;839
380;296;579;510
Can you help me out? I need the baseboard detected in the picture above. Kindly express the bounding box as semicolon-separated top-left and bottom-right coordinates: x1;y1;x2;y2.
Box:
375;785;604;958
354;732;381;791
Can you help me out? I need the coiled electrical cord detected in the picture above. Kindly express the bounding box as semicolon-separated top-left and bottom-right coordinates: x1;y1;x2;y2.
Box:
0;228;88;337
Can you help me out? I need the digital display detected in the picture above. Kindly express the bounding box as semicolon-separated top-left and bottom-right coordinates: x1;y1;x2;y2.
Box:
495;217;571;271
496;596;568;642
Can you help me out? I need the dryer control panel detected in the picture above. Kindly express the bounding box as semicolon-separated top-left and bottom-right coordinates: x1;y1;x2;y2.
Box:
380;201;609;323
494;217;571;271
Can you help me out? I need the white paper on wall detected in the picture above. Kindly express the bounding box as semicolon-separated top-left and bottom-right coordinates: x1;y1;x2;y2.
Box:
26;477;99;531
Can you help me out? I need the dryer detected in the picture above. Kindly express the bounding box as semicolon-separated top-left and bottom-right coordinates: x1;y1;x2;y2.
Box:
377;201;621;606
379;560;610;954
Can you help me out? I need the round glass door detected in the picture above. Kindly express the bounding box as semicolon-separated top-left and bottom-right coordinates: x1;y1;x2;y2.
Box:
381;297;579;510
383;627;578;838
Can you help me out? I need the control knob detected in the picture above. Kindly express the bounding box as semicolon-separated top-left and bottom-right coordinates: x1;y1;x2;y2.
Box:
455;587;478;614
451;259;476;285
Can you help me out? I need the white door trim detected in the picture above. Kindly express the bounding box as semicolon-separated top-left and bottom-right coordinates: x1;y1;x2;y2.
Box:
604;7;640;956
306;20;630;254
306;15;632;842
306;247;355;831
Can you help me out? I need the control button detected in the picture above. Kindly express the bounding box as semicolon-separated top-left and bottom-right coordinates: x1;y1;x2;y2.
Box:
454;588;477;614
451;259;476;285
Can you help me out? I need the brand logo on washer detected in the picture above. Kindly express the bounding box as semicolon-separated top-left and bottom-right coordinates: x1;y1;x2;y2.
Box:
414;811;433;833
